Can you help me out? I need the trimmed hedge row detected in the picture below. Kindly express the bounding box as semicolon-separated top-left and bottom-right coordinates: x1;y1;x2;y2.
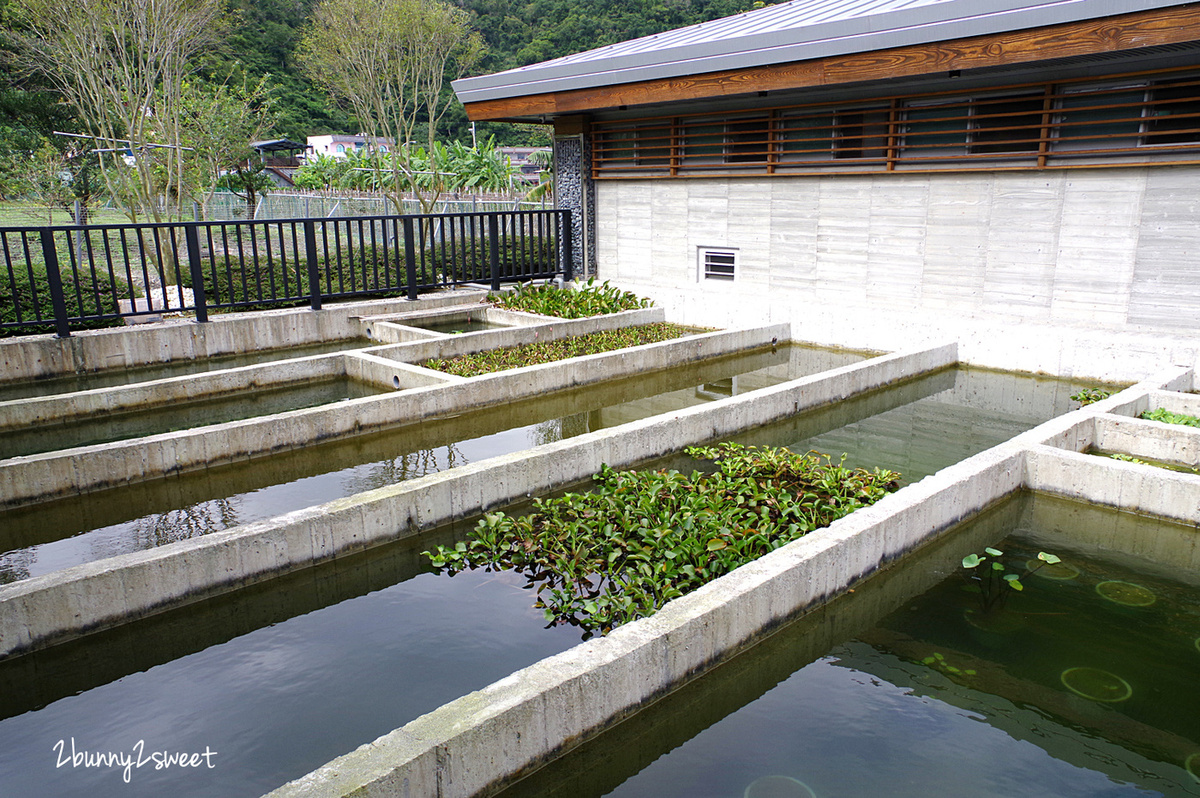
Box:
1;264;127;336
184;235;556;310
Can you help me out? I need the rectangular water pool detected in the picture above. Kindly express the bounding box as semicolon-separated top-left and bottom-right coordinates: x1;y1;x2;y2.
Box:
499;492;1200;798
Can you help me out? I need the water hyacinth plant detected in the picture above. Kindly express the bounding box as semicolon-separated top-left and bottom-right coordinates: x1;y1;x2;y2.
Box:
425;443;900;635
490;277;652;319
422;323;691;377
1070;388;1113;406
1140;407;1200;428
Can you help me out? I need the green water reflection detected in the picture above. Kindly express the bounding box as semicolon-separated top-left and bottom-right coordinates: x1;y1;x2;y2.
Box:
503;493;1200;797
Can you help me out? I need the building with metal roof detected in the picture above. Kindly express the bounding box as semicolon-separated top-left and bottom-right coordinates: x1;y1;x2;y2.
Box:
454;0;1200;381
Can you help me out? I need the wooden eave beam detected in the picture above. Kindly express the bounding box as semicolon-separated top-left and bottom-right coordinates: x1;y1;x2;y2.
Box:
463;4;1200;122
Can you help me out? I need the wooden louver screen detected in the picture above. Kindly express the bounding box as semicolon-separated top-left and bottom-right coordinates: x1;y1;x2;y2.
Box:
591;69;1200;178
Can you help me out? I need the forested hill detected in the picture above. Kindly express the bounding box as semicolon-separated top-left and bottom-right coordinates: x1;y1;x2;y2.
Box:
0;0;770;150
219;0;768;143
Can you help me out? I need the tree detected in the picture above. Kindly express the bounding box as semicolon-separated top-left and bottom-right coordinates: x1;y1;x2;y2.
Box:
179;76;278;216
297;0;484;213
6;0;226;224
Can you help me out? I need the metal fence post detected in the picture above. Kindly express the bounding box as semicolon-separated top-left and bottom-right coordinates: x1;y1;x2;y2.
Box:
488;213;501;291
402;215;418;301
561;210;574;282
39;229;72;337
184;224;209;323
304;220;322;311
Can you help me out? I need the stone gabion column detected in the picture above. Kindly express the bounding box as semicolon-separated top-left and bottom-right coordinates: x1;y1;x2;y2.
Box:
553;133;595;280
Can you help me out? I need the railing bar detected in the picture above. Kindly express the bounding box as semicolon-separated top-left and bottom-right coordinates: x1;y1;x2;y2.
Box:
267;221;283;297
333;220;346;294
1;232;26;322
81;227;104;318
220;224;234;307
274;220;289;298
233;223;249;303
168;226;185;308
135;227;155;316
20;232;44;323
203;225;218;305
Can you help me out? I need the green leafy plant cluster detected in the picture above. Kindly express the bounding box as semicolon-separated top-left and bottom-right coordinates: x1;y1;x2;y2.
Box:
962;547;1060;614
1108;451;1199;474
183;234;557;311
1140;407;1200;428
1071;387;1113;406
491;277;652;319
1;262;128;336
183;250;438;310
425;443;901;635
422;322;690;376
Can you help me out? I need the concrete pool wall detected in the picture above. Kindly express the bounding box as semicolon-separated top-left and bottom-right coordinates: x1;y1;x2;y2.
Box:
0;341;952;658
4;296;1198;798
264;366;1200;798
0;317;777;508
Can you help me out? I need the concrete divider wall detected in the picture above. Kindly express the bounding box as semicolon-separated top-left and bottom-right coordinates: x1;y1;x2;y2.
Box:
1093;414;1200;468
0;341;956;659
1145;389;1200;418
0;353;351;430
1024;444;1200;525
0;293;483;383
343;352;462;390
264;442;1024;798
0;325;786;508
259;360;1200;798
359;307;550;346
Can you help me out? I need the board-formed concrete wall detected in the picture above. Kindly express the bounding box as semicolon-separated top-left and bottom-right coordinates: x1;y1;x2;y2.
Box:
597;167;1200;382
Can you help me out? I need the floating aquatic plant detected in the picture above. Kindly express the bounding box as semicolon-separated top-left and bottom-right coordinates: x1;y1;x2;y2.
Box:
1095;580;1156;608
962;548;1061;615
1140;407;1200;428
422;322;691;376
1071;388;1113;406
920;651;978;677
1060;666;1132;703
490;277;652;318
425;443;900;635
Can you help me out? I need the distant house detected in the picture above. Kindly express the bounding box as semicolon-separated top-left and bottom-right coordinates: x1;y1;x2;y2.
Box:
498;146;551;183
454;0;1200;378
306;134;395;160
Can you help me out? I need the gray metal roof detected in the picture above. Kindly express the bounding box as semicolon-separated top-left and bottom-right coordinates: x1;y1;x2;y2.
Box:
454;0;1196;106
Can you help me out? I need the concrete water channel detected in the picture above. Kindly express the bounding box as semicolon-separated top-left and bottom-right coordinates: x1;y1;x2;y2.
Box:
498;492;1200;798
0;341;858;582
0;343;1102;796
1;292;1197;797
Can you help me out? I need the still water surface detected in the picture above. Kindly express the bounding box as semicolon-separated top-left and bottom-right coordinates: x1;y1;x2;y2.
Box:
502;493;1200;798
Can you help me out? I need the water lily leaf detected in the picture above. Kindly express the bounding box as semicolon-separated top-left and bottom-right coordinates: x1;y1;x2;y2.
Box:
962;554;982;569
1037;552;1061;564
985;547;1003;557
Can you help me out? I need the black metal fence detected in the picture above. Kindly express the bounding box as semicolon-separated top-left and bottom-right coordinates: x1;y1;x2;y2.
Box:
0;209;573;337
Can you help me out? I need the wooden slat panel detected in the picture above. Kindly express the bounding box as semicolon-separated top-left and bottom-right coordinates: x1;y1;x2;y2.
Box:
589;66;1200;178
464;5;1200;121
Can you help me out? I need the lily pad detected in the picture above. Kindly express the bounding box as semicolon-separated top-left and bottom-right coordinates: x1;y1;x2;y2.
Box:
1186;752;1200;785
744;775;817;798
1060;666;1133;703
1096;580;1156;608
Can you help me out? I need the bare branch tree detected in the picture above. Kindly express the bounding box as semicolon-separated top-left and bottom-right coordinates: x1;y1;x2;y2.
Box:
6;0;226;224
297;0;483;214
